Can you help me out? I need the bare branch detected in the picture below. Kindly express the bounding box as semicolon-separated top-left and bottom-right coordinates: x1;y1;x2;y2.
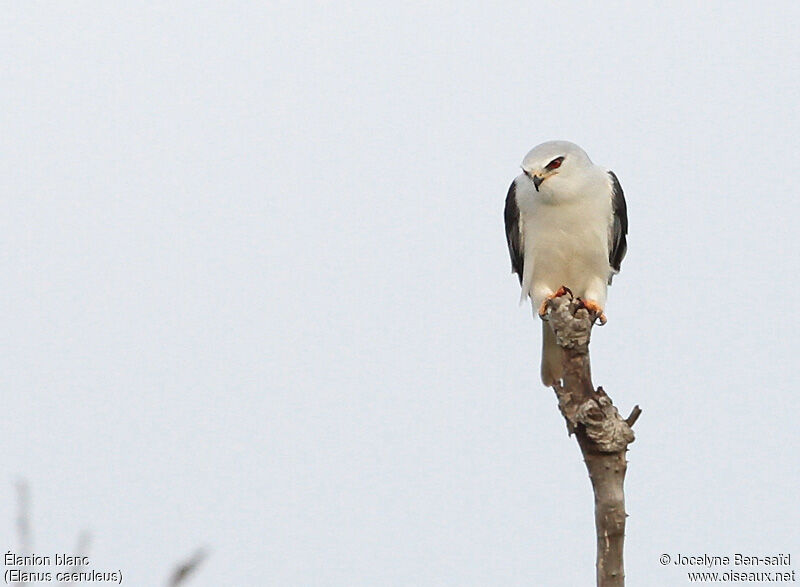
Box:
543;295;641;587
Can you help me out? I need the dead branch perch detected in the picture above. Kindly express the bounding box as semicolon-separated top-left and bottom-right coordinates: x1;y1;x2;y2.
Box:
543;294;640;587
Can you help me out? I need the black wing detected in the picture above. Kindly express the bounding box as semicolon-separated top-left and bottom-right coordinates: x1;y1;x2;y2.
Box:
607;171;628;283
504;179;524;283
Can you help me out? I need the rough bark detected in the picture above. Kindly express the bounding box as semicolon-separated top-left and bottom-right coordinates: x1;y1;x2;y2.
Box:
542;294;640;587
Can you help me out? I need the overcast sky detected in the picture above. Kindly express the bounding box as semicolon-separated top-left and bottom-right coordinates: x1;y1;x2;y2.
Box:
2;2;799;585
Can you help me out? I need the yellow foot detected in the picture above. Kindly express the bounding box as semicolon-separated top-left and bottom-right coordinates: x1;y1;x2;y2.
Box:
537;286;573;317
576;298;607;325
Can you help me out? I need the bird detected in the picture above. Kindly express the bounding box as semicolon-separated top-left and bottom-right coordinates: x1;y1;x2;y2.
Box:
504;141;628;386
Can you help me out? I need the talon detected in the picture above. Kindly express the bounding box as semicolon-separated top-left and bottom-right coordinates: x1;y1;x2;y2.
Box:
537;300;548;317
575;298;607;325
537;285;574;317
554;285;572;299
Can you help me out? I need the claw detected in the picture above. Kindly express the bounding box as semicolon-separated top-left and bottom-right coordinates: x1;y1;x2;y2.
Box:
575;298;607;325
554;285;572;299
537;286;574;317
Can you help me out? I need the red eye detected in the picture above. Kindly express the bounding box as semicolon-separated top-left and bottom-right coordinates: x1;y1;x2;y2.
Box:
546;157;564;171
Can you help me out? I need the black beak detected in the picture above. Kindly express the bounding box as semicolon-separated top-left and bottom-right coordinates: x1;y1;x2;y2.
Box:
533;175;543;191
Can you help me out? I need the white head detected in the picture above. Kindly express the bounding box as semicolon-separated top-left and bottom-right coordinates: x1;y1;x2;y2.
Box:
520;140;596;200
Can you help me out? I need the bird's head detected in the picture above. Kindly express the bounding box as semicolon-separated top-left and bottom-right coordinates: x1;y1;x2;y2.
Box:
520;140;593;198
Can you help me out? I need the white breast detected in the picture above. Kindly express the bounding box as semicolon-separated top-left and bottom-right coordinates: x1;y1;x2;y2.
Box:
515;171;613;311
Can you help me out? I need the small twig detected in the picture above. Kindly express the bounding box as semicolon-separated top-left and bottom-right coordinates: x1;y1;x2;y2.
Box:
625;405;642;428
167;547;208;586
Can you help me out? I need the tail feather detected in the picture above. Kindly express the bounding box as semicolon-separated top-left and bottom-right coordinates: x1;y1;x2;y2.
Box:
540;321;564;387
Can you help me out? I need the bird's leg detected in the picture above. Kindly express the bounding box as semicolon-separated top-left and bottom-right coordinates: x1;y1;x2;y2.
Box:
575;298;607;325
537;286;573;317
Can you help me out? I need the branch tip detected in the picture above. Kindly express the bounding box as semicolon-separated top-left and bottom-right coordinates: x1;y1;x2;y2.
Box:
625;405;642;428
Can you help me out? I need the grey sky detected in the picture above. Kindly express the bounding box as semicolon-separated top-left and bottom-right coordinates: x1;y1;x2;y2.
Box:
2;2;798;585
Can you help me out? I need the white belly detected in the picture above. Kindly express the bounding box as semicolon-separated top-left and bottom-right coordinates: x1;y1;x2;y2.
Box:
519;195;612;311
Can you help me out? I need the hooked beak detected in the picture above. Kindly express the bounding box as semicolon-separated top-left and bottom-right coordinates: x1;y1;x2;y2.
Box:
523;169;544;191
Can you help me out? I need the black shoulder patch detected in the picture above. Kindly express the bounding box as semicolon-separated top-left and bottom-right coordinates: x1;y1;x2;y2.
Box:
608;171;628;278
504;179;524;283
